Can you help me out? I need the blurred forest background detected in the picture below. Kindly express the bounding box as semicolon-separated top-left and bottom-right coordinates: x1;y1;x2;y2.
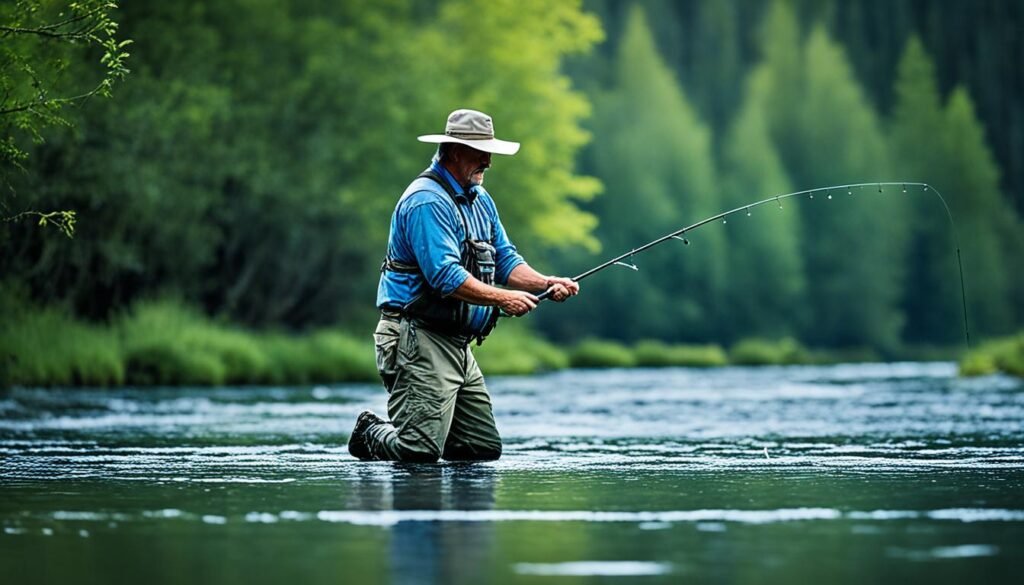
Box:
2;0;1022;384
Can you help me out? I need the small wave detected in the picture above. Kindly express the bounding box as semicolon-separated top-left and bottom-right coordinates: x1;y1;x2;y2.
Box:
514;561;673;576
24;507;1024;528
888;544;1000;561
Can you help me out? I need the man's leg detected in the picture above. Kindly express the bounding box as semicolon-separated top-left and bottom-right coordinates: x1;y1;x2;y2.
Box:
362;319;465;462
442;349;502;461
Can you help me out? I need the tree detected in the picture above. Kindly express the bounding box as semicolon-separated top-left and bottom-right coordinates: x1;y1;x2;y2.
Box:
719;94;804;341
753;2;905;350
890;37;965;343
940;88;1018;336
0;0;130;236
0;0;604;330
545;5;722;342
890;37;1021;341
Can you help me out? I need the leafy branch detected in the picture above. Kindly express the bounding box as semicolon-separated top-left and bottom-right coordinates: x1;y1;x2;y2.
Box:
0;1;131;237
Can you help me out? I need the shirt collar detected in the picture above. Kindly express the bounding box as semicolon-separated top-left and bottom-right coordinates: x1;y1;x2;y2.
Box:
430;161;478;203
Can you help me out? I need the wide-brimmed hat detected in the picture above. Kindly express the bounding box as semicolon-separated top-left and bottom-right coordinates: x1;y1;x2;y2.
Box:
417;109;520;155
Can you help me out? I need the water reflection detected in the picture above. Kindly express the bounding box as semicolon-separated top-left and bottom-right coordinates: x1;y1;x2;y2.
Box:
348;464;497;585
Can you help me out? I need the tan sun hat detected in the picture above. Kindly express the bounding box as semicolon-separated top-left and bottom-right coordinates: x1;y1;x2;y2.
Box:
417;109;520;155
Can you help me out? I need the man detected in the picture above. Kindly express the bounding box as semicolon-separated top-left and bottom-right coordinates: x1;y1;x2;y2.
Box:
348;108;579;463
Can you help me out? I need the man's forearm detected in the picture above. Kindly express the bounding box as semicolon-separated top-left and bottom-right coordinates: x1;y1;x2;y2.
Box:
450;273;540;316
505;263;549;293
449;275;510;306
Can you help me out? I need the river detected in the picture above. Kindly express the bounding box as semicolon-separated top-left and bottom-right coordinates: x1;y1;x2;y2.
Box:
2;362;1022;583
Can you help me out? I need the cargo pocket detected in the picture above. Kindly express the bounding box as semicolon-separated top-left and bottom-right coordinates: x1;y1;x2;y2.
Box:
374;320;400;392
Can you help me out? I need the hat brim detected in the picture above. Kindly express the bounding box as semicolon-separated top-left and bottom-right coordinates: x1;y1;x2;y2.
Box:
417;134;520;156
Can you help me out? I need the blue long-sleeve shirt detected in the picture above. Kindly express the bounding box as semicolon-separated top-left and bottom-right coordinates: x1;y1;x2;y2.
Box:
377;160;525;332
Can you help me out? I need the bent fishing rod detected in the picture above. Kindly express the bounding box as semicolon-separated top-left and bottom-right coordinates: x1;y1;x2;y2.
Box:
535;181;971;347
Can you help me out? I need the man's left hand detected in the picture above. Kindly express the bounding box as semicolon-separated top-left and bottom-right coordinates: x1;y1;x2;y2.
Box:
545;276;580;302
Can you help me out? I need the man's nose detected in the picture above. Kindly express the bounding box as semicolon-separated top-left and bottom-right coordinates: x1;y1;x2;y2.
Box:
481;152;491;167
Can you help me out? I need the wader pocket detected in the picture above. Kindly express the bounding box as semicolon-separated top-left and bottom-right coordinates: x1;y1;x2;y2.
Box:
374;319;400;392
398;318;419;363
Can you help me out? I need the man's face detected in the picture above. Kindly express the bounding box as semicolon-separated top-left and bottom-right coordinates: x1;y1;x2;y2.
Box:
452;144;492;188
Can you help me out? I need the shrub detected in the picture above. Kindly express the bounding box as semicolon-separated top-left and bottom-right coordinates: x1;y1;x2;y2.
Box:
474;320;570;375
633;340;728;367
569;338;636;368
124;344;226;386
730;337;809;365
960;334;1024;378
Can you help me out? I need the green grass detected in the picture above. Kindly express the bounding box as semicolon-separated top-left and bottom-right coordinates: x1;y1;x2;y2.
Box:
0;297;379;387
0;305;124;387
6;293;998;387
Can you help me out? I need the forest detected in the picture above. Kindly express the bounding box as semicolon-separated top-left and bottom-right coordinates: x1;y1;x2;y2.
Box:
2;0;1022;385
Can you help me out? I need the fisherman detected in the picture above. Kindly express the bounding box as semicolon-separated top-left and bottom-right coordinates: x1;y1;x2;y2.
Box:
348;109;579;462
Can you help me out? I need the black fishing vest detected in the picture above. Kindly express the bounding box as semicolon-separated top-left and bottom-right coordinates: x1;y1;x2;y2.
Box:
380;170;500;344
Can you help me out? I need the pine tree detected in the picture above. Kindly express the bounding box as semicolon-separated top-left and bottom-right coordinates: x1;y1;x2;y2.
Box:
891;35;1020;341
754;3;905;350
550;4;722;342
720;96;805;341
941;88;1017;336
890;37;965;343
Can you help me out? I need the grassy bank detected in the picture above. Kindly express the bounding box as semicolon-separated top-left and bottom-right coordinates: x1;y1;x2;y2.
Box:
1;298;985;388
1;300;377;387
959;333;1024;377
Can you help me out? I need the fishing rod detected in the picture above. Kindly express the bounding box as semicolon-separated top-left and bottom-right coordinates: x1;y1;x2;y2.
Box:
536;181;971;347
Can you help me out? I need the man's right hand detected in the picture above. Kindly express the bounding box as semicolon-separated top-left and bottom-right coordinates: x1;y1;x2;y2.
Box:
499;290;539;316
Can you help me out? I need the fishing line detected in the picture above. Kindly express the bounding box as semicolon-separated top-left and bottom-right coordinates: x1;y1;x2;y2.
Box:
536;181;971;348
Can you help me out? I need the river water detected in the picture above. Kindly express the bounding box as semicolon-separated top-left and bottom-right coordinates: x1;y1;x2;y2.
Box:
1;362;1022;584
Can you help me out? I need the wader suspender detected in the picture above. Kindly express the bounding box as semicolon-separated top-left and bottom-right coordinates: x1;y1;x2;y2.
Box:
380;170;501;344
380;170;470;274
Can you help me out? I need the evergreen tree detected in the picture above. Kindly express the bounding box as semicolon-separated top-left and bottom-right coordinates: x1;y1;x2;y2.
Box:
755;4;905;349
546;4;722;342
891;36;1020;341
720;95;804;341
941;88;1017;336
890;37;966;343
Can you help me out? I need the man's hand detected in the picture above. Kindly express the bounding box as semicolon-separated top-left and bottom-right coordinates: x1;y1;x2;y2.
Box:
499;290;539;316
544;276;580;302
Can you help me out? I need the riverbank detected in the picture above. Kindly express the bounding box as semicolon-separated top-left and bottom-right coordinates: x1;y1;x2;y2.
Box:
0;299;999;388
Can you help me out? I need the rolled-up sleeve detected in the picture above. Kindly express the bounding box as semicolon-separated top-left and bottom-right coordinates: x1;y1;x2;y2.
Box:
403;198;471;296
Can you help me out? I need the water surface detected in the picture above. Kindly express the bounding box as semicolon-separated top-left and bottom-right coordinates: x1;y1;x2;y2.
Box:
2;363;1022;583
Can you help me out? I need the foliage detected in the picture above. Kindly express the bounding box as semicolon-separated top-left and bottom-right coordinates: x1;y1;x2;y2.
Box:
544;5;722;343
0;0;131;235
753;6;905;350
718;91;804;341
2;0;1023;369
959;334;1024;378
0;0;602;329
890;37;1022;343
